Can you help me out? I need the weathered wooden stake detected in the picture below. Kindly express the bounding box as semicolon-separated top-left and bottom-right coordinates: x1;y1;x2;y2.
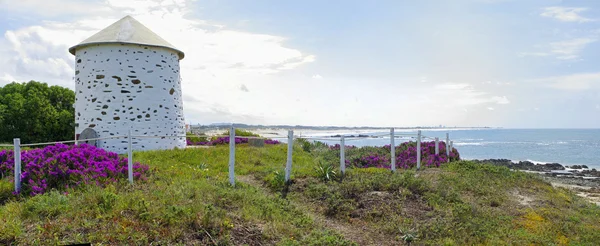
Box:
285;130;293;182
13;138;21;193
229;127;236;186
417;130;422;170
435;137;439;155
340;136;345;175
390;128;396;172
128;130;133;184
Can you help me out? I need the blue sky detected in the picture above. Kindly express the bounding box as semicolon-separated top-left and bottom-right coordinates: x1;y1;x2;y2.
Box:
0;0;599;128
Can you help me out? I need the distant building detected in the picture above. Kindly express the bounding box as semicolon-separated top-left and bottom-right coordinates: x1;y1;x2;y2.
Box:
69;16;186;153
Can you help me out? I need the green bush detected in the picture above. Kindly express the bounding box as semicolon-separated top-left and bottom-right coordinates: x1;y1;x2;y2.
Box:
186;132;208;143
0;81;74;143
0;179;12;204
314;161;338;182
265;169;287;191
22;191;69;219
222;129;260;137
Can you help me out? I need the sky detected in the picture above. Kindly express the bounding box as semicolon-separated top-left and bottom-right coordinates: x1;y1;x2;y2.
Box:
0;0;599;128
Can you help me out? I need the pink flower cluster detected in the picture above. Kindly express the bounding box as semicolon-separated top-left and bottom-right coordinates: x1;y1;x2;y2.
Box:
346;141;460;169
0;143;149;196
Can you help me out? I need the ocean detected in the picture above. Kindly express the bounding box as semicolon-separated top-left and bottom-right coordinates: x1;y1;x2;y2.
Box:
297;129;600;169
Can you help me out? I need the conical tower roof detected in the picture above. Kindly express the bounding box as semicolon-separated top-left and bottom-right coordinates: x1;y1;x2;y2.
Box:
69;15;184;59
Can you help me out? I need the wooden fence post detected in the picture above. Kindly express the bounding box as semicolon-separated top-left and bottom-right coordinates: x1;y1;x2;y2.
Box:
128;130;133;184
13;138;21;193
229;127;236;186
390;128;396;172
340;136;345;175
417;130;421;170
285;130;293;182
435;137;439;155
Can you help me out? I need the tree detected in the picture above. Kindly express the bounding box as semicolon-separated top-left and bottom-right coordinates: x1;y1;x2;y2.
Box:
0;81;75;143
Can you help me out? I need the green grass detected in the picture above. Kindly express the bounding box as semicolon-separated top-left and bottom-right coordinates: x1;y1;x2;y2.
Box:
1;143;599;245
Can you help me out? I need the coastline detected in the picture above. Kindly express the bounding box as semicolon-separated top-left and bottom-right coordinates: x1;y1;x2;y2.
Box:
192;128;600;205
471;159;600;205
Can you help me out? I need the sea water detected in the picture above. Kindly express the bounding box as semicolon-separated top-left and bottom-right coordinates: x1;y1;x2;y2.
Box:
299;129;600;169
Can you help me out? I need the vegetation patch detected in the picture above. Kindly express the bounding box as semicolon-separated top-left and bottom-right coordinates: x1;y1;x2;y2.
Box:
186;129;281;146
0;81;75;144
0;143;149;196
0;131;599;245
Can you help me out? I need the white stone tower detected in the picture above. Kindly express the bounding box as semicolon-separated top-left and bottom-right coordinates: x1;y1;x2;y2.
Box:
69;16;186;153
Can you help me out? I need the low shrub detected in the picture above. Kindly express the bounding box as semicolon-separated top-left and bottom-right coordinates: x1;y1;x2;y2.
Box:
223;129;260;137
187;136;281;146
314;161;338;182
265;169;287;191
321;141;461;171
186;133;208;143
0;143;149;196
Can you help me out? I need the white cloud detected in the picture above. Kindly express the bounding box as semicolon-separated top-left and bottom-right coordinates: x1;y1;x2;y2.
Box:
0;0;112;17
520;38;596;61
481;80;512;86
0;73;16;84
532;72;600;90
0;0;316;124
429;83;508;107
312;74;323;79
541;7;594;23
487;107;495;111
434;83;472;90
518;52;550;57
491;96;510;104
549;38;596;60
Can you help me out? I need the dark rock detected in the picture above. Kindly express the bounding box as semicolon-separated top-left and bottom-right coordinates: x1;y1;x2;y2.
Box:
473;159;600;179
249;138;265;147
471;159;564;172
581;169;600;177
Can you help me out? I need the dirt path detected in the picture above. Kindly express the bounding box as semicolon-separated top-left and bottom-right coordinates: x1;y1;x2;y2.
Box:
236;175;402;246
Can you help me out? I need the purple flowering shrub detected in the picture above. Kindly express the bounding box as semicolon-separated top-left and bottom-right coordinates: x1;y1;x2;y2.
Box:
264;139;281;145
186;137;281;146
328;144;357;150
323;141;460;170
0;149;15;179
0;143;149;196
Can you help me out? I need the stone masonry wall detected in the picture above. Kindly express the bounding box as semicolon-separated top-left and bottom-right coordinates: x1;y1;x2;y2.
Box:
74;43;185;153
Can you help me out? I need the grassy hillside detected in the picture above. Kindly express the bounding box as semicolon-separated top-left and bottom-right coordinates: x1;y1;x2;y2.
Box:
1;143;599;245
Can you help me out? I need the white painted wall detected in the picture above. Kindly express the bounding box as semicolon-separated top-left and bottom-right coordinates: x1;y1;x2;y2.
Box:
74;43;186;153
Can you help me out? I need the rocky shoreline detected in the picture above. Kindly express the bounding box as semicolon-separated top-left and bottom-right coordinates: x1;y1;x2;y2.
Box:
473;159;600;205
472;159;600;187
